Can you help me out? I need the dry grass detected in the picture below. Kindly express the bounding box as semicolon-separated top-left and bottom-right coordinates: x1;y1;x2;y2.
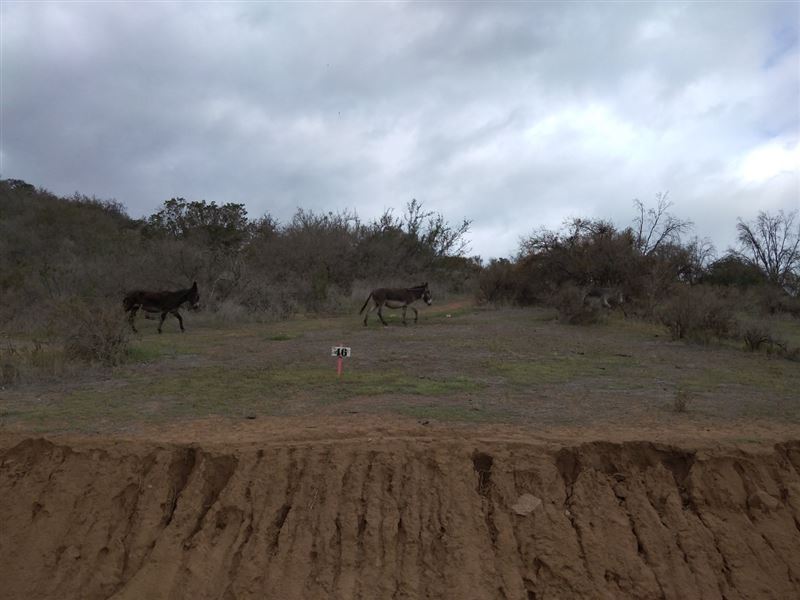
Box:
3;301;800;433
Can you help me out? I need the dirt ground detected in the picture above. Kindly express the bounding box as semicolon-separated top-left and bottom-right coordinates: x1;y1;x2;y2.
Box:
2;418;800;599
2;305;800;598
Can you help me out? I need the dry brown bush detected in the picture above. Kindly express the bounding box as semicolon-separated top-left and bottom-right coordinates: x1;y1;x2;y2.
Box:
658;286;736;343
55;299;130;366
673;388;693;413
552;284;606;325
0;340;69;383
740;319;775;352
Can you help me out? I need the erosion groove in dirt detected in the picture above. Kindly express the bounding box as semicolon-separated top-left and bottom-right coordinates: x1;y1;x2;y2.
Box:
2;438;800;600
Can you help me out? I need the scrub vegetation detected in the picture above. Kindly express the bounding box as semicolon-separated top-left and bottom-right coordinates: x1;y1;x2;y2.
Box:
1;178;799;392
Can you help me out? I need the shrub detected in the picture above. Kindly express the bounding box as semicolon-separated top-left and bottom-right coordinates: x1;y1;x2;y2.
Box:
736;318;799;360
740;319;774;352
781;347;800;362
552;284;606;325
0;340;69;382
757;286;800;318
213;300;249;323
658;285;736;343
55;298;130;366
235;279;302;321
673;388;693;413
477;259;521;305
1;361;19;386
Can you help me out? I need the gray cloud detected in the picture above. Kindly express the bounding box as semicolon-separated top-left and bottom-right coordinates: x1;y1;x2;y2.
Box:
2;1;798;259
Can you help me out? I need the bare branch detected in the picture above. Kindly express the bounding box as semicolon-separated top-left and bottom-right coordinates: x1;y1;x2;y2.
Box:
736;210;800;287
631;192;692;256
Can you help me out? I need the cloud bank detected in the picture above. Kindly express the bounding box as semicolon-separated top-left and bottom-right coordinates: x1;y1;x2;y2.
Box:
2;1;798;258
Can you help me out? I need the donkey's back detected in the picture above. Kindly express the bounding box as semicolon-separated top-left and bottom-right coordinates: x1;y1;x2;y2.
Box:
370;287;417;304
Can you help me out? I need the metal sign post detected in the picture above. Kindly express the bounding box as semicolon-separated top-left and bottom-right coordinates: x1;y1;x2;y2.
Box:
331;345;351;378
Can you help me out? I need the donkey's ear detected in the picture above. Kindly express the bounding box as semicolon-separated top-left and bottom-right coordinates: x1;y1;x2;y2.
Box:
192;281;197;289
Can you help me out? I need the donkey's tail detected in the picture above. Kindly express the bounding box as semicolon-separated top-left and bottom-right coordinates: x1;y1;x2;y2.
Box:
359;293;373;314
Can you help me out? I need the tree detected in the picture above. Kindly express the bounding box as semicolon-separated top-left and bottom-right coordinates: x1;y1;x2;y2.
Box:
146;198;250;249
680;236;716;284
703;254;766;288
631;192;692;256
735;210;800;289
517;218;640;294
402;199;472;258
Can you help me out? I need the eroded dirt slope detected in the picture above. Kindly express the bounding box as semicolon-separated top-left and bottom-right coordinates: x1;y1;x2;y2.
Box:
2;435;800;600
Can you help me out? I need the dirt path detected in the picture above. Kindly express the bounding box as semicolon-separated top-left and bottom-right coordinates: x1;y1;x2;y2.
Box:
2;419;800;599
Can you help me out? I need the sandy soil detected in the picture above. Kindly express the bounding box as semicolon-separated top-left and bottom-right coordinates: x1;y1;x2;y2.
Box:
2;417;800;599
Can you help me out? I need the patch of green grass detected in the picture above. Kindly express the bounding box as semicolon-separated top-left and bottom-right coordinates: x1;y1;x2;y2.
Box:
270;315;354;334
266;333;294;341
8;366;485;429
3;388;149;432
682;361;799;395
490;352;634;386
772;316;800;346
232;367;483;398
125;337;198;362
0;342;68;378
340;372;482;396
126;344;167;362
130;331;205;353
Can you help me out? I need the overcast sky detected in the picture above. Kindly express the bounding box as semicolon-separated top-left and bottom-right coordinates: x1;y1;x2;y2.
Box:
2;1;798;259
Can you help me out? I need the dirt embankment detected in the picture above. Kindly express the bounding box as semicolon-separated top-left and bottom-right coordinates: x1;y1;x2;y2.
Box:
1;436;800;600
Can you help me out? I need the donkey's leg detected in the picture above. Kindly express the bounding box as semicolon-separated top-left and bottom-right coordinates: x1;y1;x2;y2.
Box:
412;306;419;323
127;307;139;333
364;301;376;326
402;305;408;325
171;310;185;332
158;312;168;334
377;304;388;326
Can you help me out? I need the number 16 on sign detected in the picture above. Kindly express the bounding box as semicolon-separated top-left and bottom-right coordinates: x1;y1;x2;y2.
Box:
331;346;351;378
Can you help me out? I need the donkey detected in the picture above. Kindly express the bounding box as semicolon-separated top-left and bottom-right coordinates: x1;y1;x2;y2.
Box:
123;282;200;333
583;286;626;315
360;283;432;326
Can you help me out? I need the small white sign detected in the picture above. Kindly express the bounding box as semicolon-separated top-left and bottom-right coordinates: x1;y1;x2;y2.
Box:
331;346;351;358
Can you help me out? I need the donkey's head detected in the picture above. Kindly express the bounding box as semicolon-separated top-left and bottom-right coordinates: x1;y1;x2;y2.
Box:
187;281;201;310
421;282;432;305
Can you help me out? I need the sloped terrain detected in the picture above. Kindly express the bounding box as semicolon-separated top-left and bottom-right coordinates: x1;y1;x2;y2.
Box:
2;433;799;600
